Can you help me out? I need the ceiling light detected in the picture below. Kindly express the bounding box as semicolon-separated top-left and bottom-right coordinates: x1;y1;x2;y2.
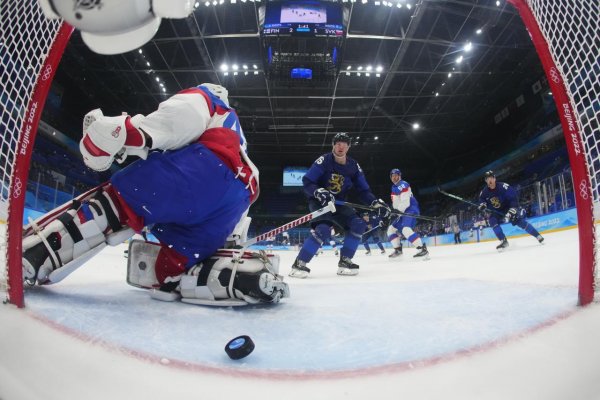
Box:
496;0;501;6
374;136;379;140
406;3;411;9
435;92;439;96
243;64;248;69
358;66;363;70
396;2;402;7
138;49;143;54
448;72;452;78
366;65;372;71
463;42;473;52
374;1;380;5
155;77;160;82
212;0;217;4
412;123;420;130
233;71;238;75
146;61;150;66
232;64;239;70
224;72;229;76
254;71;258;75
361;0;367;4
162;87;166;92
376;65;383;72
346;72;350;76
357;72;361;76
244;71;248;75
476;28;482;34
366;73;370;76
376;73;381;77
205;1;210;5
346;65;351;70
220;63;228;71
456;55;463;64
253;64;258;69
194;1;200;7
230;0;236;3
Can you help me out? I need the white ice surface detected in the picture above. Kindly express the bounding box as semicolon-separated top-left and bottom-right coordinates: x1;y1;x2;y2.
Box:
2;228;600;400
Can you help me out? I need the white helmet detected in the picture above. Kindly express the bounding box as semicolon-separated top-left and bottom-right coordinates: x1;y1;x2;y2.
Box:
38;0;194;55
200;83;230;107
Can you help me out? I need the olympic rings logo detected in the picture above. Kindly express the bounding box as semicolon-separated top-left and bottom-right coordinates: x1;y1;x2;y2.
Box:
579;180;589;200
12;178;22;199
549;67;561;84
41;65;53;81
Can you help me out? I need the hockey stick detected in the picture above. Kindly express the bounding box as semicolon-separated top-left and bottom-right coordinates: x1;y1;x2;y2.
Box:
335;200;441;222
437;188;505;217
240;201;336;248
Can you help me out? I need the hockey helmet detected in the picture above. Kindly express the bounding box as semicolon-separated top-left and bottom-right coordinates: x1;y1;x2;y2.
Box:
484;170;495;180
200;83;229;106
332;132;352;146
390;168;401;176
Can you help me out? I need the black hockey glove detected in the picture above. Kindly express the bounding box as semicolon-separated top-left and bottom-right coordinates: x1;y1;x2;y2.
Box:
505;208;518;224
478;202;487;211
314;188;335;206
371;199;391;219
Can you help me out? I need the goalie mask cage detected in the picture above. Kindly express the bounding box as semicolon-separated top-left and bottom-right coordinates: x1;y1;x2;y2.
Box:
0;0;598;307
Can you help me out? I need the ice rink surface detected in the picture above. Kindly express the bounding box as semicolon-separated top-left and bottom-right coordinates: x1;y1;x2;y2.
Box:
2;227;600;400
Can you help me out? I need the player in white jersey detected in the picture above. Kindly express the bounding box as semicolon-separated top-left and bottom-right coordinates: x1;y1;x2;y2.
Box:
387;169;429;259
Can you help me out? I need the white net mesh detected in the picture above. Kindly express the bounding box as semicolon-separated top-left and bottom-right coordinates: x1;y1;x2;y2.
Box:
522;0;600;300
0;1;62;298
525;0;600;213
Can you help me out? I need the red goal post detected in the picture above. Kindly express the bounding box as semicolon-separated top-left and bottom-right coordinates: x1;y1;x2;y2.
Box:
507;0;600;305
0;1;72;307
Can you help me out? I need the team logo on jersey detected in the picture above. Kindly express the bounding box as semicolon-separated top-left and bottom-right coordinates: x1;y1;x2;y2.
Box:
490;197;501;209
328;173;344;194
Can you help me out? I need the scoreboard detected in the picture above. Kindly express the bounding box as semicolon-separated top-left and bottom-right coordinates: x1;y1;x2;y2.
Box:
262;1;345;37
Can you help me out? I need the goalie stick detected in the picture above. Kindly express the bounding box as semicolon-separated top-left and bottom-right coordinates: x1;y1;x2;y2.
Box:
437;188;505;217
334;200;441;222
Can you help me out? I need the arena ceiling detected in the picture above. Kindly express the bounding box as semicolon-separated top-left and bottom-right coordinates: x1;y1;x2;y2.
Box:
50;0;549;193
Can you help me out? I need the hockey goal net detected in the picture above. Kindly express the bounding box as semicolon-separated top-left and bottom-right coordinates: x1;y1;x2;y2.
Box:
508;0;600;304
0;1;71;307
0;0;598;306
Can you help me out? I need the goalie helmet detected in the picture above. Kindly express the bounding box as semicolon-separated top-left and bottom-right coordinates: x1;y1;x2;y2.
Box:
332;132;351;146
38;0;194;55
484;170;495;180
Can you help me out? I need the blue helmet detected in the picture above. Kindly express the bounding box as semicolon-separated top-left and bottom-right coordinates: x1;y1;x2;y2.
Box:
390;168;401;176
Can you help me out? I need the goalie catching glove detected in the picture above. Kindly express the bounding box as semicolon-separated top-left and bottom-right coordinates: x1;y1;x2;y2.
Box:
80;109;149;171
371;198;391;219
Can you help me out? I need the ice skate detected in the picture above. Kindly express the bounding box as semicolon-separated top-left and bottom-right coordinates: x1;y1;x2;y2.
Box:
288;258;310;279
380;249;386;255
537;235;545;245
334;249;339;256
388;247;403;259
365;250;371;256
413;244;430;260
337;256;359;276
496;238;509;251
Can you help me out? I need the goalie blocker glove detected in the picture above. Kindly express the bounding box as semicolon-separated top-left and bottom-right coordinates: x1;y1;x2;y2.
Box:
80;109;149;172
314;188;335;207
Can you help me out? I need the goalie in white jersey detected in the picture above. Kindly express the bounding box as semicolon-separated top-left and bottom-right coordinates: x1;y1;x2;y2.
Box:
21;83;289;306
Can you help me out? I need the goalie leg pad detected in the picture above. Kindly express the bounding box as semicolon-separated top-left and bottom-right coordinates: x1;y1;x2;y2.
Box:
180;251;289;306
23;192;130;284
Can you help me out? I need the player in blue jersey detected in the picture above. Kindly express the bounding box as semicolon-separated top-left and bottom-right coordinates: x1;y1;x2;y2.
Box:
21;83;289;305
289;132;391;278
362;212;386;255
478;170;544;251
388;168;429;259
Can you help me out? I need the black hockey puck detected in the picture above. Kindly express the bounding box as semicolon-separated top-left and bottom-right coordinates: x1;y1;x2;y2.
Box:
225;335;255;360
